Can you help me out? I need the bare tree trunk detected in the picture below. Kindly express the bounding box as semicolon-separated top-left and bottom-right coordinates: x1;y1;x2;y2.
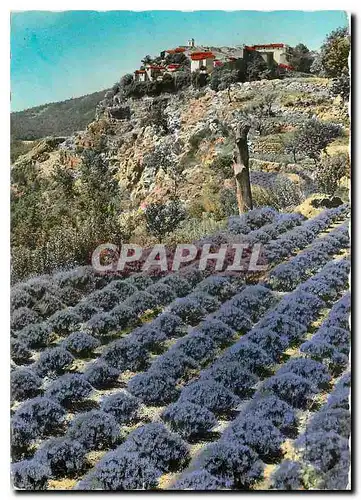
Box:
227;85;232;103
233;122;253;214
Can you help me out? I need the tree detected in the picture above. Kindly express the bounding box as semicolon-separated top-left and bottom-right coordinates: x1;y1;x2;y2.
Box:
240;94;276;136
246;52;280;82
218;69;240;102
142;140;184;194
233;122;253;214
330;71;350;102
120;74;134;88
287;44;314;73
210;64;245;100
141;55;153;65
284;137;299;163
175;72;191;90
191;69;209;88
165;52;190;68
123;82;146;98
145;200;186;241
146;99;168;133
78;149;119;231
246;54;269;81
161;72;175;93
260;92;276;116
310;52;326;76
285;118;342;164
321;26;350;78
144;80;163;97
165;160;185;196
210;67;223;91
49;163;76;215
315;153;349;195
112;82;121;94
211;153;234;180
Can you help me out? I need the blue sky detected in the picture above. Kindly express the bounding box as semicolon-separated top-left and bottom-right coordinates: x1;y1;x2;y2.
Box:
11;10;348;111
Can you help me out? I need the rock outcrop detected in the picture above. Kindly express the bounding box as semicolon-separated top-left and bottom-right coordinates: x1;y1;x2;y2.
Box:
14;77;346;208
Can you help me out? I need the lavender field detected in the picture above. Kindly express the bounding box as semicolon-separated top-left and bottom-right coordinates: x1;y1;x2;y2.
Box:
10;205;351;491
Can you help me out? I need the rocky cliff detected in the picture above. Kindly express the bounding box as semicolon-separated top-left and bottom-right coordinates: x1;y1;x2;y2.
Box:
13;76;348;211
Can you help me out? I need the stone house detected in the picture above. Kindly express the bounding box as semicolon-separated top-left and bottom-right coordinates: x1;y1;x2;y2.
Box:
245;43;289;66
190;51;215;72
145;65;166;81
166;63;182;72
134;69;147;82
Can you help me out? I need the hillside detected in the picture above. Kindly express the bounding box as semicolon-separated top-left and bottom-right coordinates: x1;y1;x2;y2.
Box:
11;75;350;283
11;89;109;141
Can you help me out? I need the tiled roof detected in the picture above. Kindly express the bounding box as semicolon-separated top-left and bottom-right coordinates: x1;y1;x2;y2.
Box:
279;63;294;70
247;43;285;50
190;52;215;61
146;65;166;70
165;47;186;54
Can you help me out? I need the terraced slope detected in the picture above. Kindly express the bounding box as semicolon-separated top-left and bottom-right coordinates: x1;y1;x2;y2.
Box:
10;205;351;491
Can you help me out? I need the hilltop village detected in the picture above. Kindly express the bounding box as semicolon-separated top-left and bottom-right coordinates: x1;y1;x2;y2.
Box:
132;39;294;83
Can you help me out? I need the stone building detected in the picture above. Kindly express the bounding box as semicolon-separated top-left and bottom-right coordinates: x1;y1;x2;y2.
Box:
245;43;290;66
190;51;215;72
166;63;182;72
134;69;147;82
133;40;293;82
145;65;166;81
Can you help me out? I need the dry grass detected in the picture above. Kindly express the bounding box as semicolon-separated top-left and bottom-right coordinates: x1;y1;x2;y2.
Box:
47;478;78;490
158;472;179;490
253;464;277;490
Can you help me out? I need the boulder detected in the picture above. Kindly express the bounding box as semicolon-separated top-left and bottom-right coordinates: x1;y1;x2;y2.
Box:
109;105;131;120
310;196;344;209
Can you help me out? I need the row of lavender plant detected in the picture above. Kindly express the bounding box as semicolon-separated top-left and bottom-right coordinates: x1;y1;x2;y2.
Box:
169;266;350;490
10;209;308;376
10;206;284;325
9;206;348;488
69;256;349;490
12;204;341;406
270;296;350;491
10;207;295;366
268;222;349;291
10;208;302;468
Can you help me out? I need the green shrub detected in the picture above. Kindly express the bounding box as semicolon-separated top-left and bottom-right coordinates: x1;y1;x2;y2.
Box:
330;72;350;102
189;127;210;151
315;154;349;195
252;176;304;210
166;216;226;245
165;52;190;68
217;188;239;218
210;153;234;179
145;199;186;242
287;43;314;73
175;72;191;90
285;119;343;164
191;70;209;89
